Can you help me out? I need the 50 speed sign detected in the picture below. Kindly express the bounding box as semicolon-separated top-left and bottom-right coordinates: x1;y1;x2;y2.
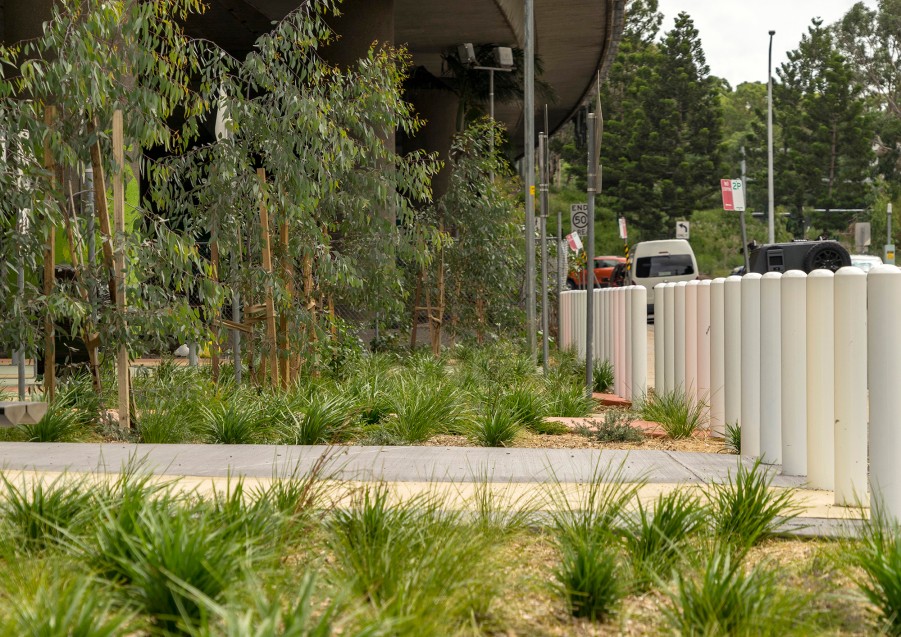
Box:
570;203;589;234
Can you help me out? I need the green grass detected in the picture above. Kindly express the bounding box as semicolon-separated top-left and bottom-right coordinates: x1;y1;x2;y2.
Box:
847;503;901;634
705;458;802;550
19;399;86;442
664;546;806;636
466;404;521;447
278;391;356;445
638;389;707;439
553;538;624;622
593;359;614;394
726;421;741;454
0;473;94;552
383;377;464;443
200;394;266;444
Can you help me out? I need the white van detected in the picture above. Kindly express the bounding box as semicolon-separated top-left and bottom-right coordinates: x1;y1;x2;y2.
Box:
628;239;699;313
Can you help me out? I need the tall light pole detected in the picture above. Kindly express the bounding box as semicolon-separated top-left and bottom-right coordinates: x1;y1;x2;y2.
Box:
459;44;514;179
524;0;537;358
767;29;776;244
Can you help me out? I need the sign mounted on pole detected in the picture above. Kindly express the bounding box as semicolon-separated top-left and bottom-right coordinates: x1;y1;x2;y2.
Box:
720;178;746;211
566;231;583;252
676;221;690;240
618;217;628;240
570;203;589;234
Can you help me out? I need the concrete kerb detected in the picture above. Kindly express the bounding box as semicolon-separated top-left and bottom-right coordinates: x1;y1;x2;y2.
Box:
0;443;869;538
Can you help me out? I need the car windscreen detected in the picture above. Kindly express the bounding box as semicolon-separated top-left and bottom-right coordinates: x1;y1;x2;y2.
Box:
634;254;694;278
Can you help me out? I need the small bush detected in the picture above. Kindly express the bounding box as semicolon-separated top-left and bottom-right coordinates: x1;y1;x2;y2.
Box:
847;504;901;634
622;490;704;589
200;396;264;444
577;409;644;443
553;539;624;621
279;392;355;445
726;421;741;454
639;389;707;439
543;381;593;418
593;359;614;393
706;458;801;550
498;386;546;431
383;378;463;443
466;404;521;447
664;547;804;636
19;401;85;442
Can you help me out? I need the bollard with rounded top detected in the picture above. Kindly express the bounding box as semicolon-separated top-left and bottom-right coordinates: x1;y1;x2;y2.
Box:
709;279;726;436
697;281;712;426
631;285;648;401
612;289;621;395
780;271;807;476
606;287;614;368
573;290;587;360
674;282;687;393
664;283;676;394
835;267;867;505
807;269;835;490
624;287;633;399
654;284;666;394
616;288;626;396
724;276;742;433
759;272;782;464
740;273;762;457
685;281;699;402
868;265;901;516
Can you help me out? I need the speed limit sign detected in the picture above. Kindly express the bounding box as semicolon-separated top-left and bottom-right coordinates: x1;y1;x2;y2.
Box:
570;203;589;234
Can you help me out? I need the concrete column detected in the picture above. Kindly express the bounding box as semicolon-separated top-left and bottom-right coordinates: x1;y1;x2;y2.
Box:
685;281;699;401
868;265;901;516
654;284;666;394
724;276;742;433
631;285;648;401
674;282;687;393
697;281;712;426
740;273;762;457
709;279;726;436
759;272;782;464
807;270;835;490
835;267;868;505
664;283;676;394
780;271;807;476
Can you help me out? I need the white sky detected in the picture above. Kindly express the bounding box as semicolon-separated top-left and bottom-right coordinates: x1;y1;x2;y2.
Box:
653;0;878;87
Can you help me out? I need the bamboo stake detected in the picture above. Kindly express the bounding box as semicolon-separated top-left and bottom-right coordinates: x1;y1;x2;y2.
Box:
257;168;278;387
89;126;116;305
112;110;130;429
43;106;56;400
210;238;220;383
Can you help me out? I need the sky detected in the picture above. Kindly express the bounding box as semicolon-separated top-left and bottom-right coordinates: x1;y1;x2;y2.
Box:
653;0;878;87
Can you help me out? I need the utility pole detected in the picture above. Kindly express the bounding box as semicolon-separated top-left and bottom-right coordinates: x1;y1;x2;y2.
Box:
585;111;597;395
767;30;776;244
524;0;537;358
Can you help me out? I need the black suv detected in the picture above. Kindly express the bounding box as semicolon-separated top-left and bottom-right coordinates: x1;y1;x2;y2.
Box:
748;240;851;274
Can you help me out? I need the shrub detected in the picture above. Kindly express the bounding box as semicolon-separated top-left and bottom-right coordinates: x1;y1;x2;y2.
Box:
543;381;593;418
200;395;265;444
279;392;355;445
19;401;85;442
383;377;463;443
553;539;624;622
664;547;804;636
466;404;521;447
638;389;707;439
498;386;546;432
577;409;644;443
621;490;704;589
705;458;801;550
847;504;901;634
593;359;614;393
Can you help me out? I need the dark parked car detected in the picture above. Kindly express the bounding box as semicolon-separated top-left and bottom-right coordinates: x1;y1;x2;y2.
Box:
748;240;851;274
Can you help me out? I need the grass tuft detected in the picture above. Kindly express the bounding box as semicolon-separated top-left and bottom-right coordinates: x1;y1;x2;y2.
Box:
639;389;707;439
553;538;624;622
0;473;94;551
847;503;901;634
200;395;264;444
466;404;521;447
593;359;615;394
725;421;741;454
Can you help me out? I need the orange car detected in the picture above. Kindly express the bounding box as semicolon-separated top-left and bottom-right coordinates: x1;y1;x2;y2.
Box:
566;256;626;289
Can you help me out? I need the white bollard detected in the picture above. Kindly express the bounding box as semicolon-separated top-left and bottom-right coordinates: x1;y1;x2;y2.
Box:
654;284;666;395
631;285;648;401
697;281;712;427
780;271;807;476
724;276;742;434
674;282;687;393
617;288;626;397
625;287;633;399
868;265;901;516
709;279;726;436
759;272;782;465
560;291;574;350
598;290;608;364
613;289;622;396
806;269;835;490
740;273;762;457
685;281;699;401
593;289;603;362
835;267;868;505
606;287;614;369
664;283;676;394
574;290;587;360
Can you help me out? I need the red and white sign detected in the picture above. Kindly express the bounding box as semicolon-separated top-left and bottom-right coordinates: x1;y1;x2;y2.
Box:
721;178;746;212
566;232;583;252
618;217;628;240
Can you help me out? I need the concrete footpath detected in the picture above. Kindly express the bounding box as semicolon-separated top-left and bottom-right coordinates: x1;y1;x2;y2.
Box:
0;443;867;537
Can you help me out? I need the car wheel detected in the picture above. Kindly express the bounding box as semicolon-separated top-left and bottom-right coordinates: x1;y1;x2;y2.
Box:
803;242;851;273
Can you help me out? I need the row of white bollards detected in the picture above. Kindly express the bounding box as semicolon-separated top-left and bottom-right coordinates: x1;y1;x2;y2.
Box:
654;265;901;516
559;287;647;401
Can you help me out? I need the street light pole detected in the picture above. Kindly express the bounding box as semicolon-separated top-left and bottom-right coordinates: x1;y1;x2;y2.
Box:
539;132;549;373
767;29;776;244
524;0;537;359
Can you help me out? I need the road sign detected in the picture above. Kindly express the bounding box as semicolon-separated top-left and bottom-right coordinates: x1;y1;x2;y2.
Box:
886;244;896;265
618;217;628;240
566;231;583;252
720;178;746;211
676;221;690;239
570;203;589;234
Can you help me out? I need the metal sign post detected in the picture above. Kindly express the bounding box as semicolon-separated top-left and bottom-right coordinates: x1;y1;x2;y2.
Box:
539;133;549;373
585;108;602;397
722;178;751;271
